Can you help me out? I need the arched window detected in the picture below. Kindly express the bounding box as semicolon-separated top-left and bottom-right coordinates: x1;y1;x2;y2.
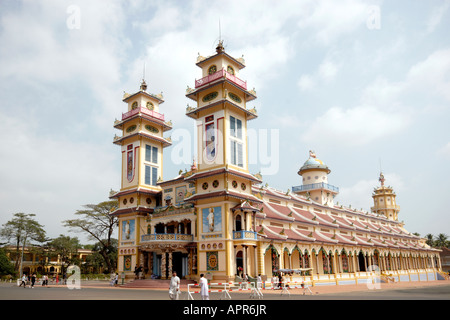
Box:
235;214;242;231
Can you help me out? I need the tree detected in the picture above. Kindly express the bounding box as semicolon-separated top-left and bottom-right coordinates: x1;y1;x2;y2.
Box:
425;233;435;247
63;200;118;273
0;213;47;275
83;239;118;274
435;233;449;248
47;235;81;274
0;248;15;277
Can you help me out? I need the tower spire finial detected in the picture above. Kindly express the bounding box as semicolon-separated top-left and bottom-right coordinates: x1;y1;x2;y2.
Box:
143;62;146;81
219;19;221;42
140;62;147;91
378;158;385;186
216;19;224;53
379;172;385;187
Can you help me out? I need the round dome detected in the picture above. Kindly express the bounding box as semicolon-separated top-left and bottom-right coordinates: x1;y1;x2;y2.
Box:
304;158;324;166
298;155;330;175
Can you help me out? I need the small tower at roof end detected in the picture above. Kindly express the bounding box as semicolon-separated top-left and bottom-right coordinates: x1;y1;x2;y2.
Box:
292;150;339;206
371;172;400;221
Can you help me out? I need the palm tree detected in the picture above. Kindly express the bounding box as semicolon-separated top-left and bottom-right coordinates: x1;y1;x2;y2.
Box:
435;233;449;248
425;234;434;247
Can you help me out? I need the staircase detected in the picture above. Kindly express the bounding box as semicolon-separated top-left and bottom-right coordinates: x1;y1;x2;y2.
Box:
121;278;196;289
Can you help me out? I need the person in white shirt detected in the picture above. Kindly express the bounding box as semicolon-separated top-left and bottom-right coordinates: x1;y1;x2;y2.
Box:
257;274;262;289
114;273;119;287
169;271;181;300
19;274;27;288
199;274;209;300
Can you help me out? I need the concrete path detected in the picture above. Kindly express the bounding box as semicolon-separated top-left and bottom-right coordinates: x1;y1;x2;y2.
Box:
1;279;449;300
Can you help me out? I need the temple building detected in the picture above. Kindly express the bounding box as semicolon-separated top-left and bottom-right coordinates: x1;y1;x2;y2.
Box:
110;42;443;285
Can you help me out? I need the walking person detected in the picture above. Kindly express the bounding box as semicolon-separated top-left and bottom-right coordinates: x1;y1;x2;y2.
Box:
19;274;27;288
257;274;262;290
169;271;180;300
242;273;248;289
199;274;209;300
301;281;313;295
31;273;36;288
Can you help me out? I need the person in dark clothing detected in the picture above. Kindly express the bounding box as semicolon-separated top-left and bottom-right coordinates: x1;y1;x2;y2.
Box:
31;274;36;288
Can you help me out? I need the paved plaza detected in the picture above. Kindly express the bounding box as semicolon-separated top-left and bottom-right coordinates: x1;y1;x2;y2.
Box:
1;279;449;300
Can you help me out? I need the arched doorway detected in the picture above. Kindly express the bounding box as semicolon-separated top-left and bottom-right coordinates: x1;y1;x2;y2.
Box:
236;250;243;276
319;248;332;274
155;223;165;234
341;250;349;273
358;252;366;272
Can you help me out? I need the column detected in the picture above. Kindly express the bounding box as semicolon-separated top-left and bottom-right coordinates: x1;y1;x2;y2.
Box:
257;245;265;276
149;252;153;276
352;253;357;273
243;245;247;275
187;249;192;277
315;253;319;275
234;245;237;276
161;251;166;279
168;251;173;276
254;245;258;277
364;254;368;271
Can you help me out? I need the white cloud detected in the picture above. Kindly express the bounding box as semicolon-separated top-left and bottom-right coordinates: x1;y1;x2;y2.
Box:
0;110;118;239
297;0;371;45
437;142;450;159
426;0;450;33
297;57;341;91
302;47;450;148
301;105;410;147
298;74;316;91
0;1;128;131
361;76;404;108
318;59;339;81
406;48;450;102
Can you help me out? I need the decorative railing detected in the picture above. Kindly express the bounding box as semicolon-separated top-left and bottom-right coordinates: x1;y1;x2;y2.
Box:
141;233;194;242
292;183;339;193
233;230;257;240
195;69;247;90
122;107;165;121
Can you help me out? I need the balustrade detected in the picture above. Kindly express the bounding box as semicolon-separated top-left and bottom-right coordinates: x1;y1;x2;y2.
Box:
141;233;193;242
195;69;247;90
122;107;165;121
233;230;257;240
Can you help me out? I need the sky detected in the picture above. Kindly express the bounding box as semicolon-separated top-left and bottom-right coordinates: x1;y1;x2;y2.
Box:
0;0;449;244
